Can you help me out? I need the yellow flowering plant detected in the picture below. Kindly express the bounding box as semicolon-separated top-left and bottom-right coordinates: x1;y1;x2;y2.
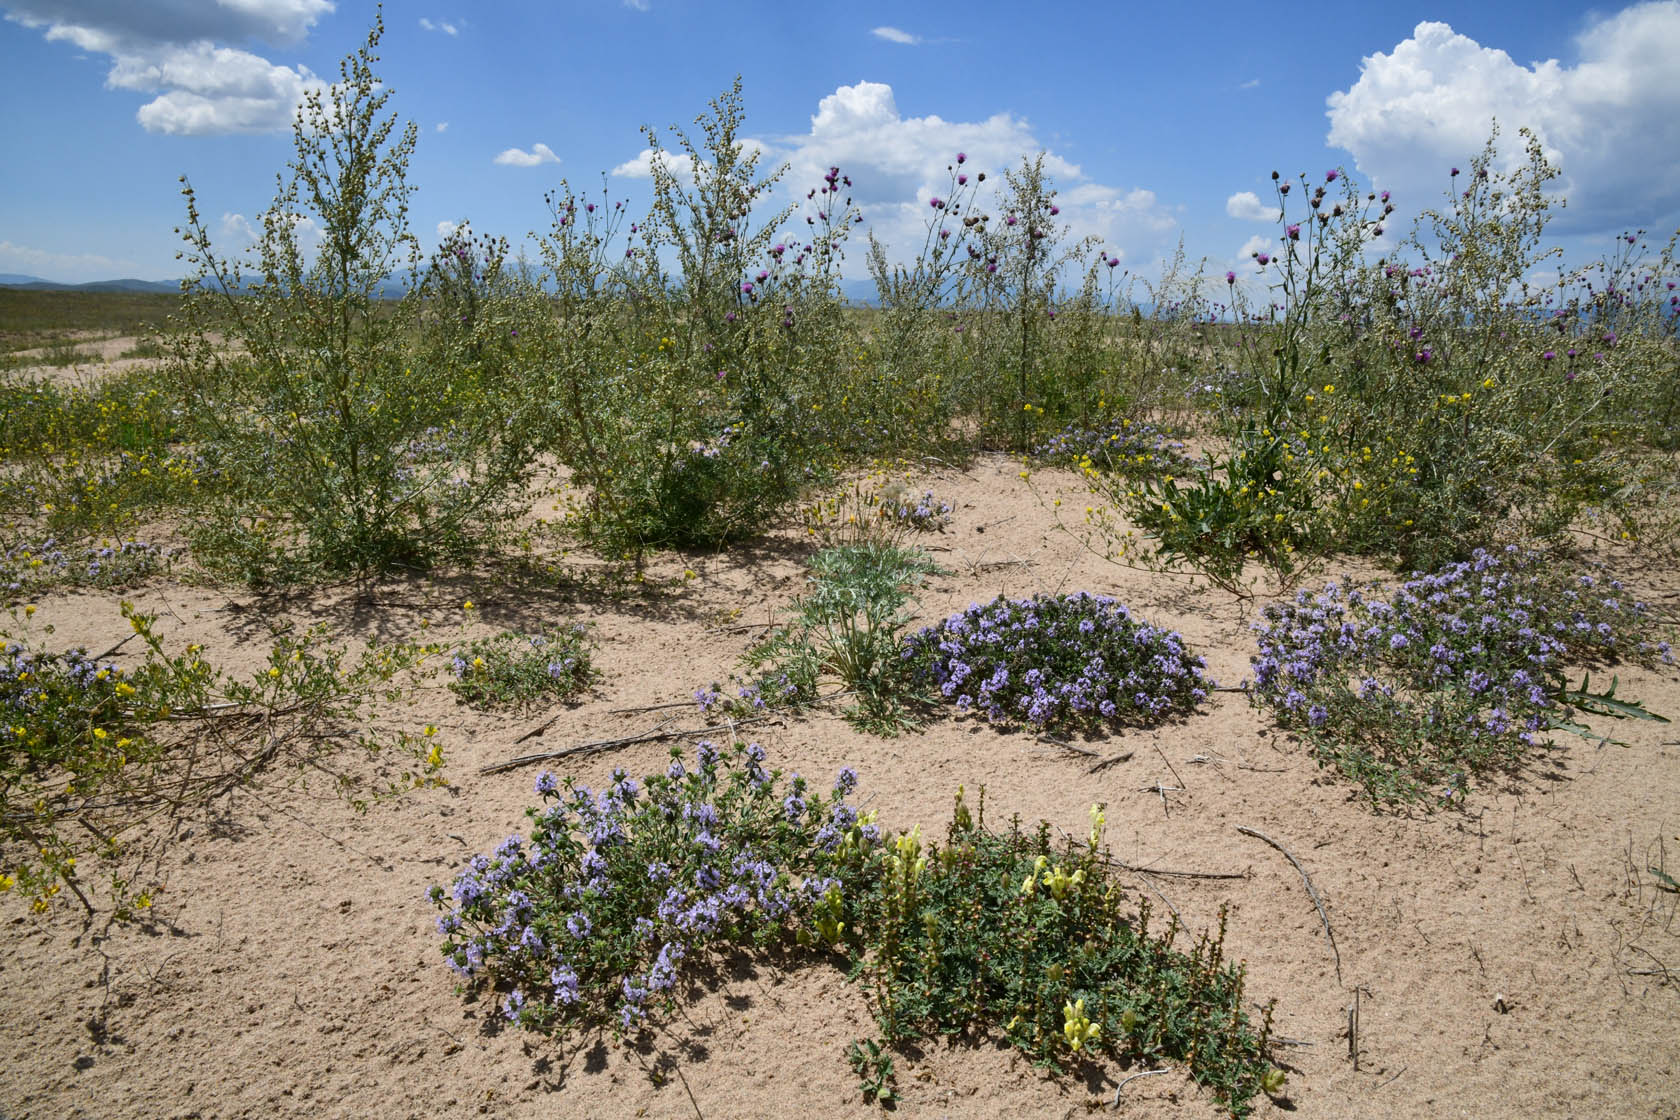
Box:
0;601;437;919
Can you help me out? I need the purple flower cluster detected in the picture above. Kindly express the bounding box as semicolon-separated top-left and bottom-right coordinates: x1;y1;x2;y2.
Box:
904;592;1213;732
3;537;172;597
1033;420;1191;477
1250;546;1671;800
1;641;129;758
429;741;878;1037
882;490;953;533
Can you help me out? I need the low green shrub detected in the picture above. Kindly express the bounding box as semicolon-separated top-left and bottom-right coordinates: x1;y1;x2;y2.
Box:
2;537;174;602
447;625;594;711
843;791;1280;1116
1034;417;1191;478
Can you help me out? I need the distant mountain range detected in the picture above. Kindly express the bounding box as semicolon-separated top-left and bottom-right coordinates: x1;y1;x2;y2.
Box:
0;274;180;293
0;272;887;304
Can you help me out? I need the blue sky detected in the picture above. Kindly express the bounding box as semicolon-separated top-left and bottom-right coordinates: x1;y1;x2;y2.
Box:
2;0;1677;287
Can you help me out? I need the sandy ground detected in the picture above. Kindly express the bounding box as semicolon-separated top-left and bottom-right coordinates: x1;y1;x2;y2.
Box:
2;333;168;387
2;452;1678;1120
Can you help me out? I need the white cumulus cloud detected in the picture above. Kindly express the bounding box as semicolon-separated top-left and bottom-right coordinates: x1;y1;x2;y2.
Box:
435;120;448;133
2;0;331;134
774;81;1176;269
611;148;699;181
607;81;1181;279
418;17;458;36
1237;234;1272;263
871;26;918;45
494;142;559;167
1326;3;1680;232
1225;191;1275;221
219;211;259;243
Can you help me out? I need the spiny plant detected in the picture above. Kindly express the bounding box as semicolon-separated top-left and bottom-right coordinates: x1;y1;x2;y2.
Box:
966;154;1100;451
532;82;850;561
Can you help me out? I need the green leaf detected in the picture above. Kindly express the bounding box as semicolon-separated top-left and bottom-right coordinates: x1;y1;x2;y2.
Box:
1559;673;1671;724
1542;714;1628;748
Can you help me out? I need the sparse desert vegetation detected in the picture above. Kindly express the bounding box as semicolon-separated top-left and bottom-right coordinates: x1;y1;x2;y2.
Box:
2;15;1678;1120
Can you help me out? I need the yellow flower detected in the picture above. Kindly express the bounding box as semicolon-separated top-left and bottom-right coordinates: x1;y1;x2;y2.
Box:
462;600;475;611
92;728;109;740
267;667;281;679
24;604;35;618
1062;999;1100;1051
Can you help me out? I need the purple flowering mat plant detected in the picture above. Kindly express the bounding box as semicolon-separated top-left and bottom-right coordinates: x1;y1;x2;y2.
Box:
1250;546;1673;804
432;740;881;1035
903;592;1213;733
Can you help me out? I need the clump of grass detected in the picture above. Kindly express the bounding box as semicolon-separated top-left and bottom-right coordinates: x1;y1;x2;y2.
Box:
117;337;166;360
448;625;594;711
904;592;1213;732
1249;546;1673;804
25;338;100;369
800;473;954;549
702;543;937;732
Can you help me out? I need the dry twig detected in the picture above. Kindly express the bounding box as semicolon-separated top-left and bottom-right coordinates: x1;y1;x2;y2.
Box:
1112;1068;1171;1107
483;716;775;775
1237;824;1343;983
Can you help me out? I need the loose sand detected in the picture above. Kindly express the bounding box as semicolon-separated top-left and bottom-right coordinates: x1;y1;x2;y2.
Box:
3;453;1677;1119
